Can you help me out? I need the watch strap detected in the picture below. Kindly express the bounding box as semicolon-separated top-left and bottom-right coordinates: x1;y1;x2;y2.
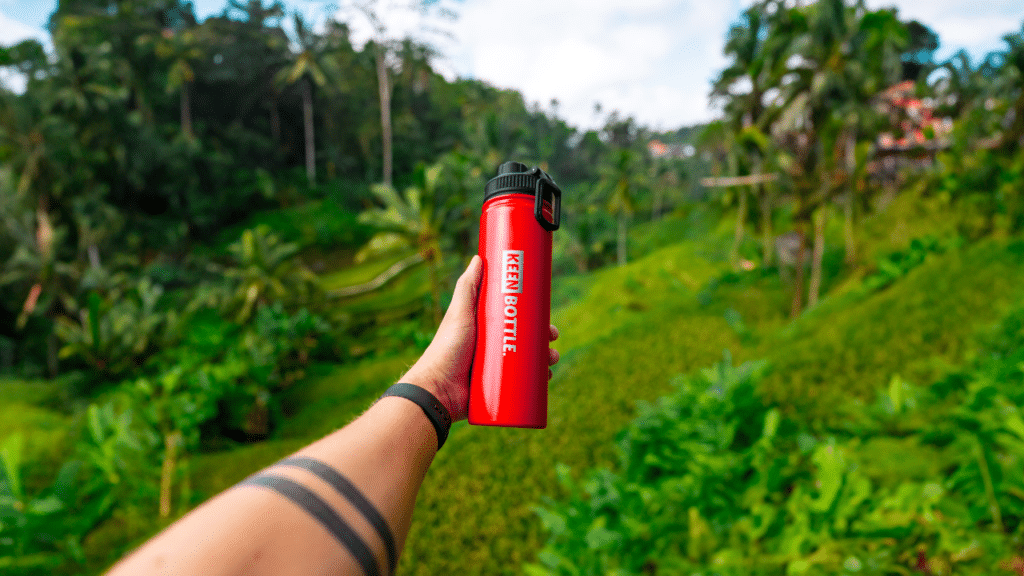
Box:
378;383;452;450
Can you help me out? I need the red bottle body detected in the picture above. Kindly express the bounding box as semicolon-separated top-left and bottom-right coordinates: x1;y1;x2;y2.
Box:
469;194;553;428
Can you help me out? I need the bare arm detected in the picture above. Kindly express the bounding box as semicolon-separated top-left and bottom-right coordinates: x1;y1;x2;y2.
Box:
106;255;560;576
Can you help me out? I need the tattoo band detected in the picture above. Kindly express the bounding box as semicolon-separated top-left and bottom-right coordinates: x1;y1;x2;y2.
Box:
239;474;381;576
277;457;397;576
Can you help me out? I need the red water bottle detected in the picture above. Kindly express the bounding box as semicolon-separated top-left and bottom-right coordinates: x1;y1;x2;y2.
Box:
469;161;561;428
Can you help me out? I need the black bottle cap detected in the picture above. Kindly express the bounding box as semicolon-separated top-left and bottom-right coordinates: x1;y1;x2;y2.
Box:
485;162;556;202
497;161;529;175
483;160;562;231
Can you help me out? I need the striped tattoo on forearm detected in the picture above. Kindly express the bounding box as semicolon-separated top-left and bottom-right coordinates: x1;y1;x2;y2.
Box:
238;457;397;576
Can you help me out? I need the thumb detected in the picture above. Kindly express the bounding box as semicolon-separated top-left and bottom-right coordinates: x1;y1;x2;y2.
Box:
446;255;482;321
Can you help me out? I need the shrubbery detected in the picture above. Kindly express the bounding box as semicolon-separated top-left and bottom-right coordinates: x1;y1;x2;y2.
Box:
529;311;1024;575
0;224;339;574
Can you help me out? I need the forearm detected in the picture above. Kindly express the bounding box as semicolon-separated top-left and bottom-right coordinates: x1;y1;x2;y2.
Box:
107;397;439;576
105;256;553;576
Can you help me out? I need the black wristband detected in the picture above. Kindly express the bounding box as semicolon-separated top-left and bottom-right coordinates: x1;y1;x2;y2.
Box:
378;383;452;450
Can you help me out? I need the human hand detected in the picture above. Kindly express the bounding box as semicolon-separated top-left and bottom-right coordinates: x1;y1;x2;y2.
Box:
401;255;560;422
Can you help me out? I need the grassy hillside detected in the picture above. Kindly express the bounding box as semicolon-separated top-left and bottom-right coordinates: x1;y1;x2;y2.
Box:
402;241;742;576
757;238;1024;423
0;380;76;491
9;197;1024;575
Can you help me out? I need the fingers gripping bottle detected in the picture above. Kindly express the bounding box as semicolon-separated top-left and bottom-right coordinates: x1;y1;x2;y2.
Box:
469;161;561;428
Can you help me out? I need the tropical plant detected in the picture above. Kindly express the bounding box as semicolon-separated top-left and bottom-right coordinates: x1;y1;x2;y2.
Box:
597;148;645;267
277;13;331;185
530;331;1024;575
358;162;450;323
0;435;89;573
221;225;320;323
53;279;174;379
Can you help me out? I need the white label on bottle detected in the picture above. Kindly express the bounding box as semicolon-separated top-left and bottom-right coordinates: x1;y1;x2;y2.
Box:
503;295;518;355
501;250;524;294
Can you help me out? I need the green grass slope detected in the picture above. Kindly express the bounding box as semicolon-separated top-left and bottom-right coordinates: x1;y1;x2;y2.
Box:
119;216;1024;576
759;238;1024;423
15;198;1024;576
399;241;745;576
319;249;419;293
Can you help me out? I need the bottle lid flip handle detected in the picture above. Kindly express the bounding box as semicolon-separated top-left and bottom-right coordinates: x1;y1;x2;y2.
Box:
532;168;561;232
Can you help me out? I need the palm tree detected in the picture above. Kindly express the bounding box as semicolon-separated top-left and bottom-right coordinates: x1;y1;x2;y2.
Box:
771;0;908;312
353;3;397;187
149;28;203;141
598;148;644;267
222;225;320;323
711;0;788;132
712;0;792;267
350;0;455;186
358;163;448;324
932;50;986;121
277;13;329;186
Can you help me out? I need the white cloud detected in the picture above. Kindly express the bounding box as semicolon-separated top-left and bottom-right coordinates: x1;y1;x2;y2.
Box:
0;9;49;93
0;9;48;46
448;0;736;130
3;0;1021;130
439;0;1022;130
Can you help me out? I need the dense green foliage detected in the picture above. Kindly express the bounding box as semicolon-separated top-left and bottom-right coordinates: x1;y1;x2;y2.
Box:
529;299;1024;575
2;0;1024;574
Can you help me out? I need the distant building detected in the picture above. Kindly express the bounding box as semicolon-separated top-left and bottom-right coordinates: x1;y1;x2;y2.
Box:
647;139;695;159
875;80;951;156
873;80;952;182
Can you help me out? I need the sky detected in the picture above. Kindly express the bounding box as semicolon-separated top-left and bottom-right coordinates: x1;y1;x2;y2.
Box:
1;0;1022;130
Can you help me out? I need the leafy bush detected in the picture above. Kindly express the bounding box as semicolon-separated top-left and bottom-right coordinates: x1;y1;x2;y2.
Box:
529;337;1024;575
219;225;322;324
930;147;1024;239
863;236;962;291
53;279;175;379
0;430;126;576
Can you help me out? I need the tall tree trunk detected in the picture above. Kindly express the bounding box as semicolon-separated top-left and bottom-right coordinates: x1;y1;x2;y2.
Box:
159;430;182;518
87;244;101;269
843;192;856;265
617;212;628;267
375;46;393;187
652;186;663;221
302;79;316;186
730;188;747;268
808;208;827;308
180;82;194;141
844;132;856;264
269;98;280;145
760;186;773;266
790;223;806;318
